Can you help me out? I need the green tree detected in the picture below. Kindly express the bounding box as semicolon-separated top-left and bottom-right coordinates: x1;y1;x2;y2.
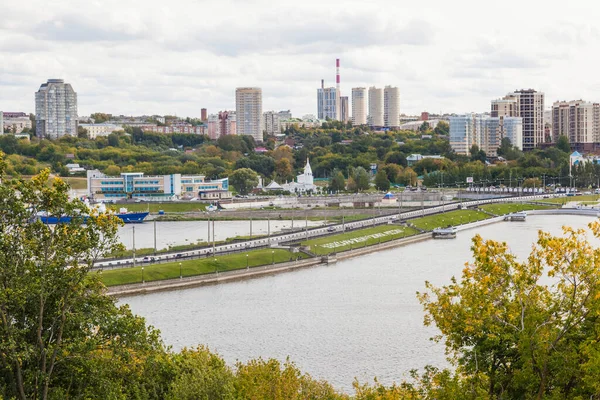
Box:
107;132;120;147
77;126;89;139
557;135;571;153
374;169;390;191
234;358;342;400
275;158;293;182
402;167;418;186
353;167;370;192
418;222;600;399
90;112;111;123
330;169;346;192
166;346;235;400
0;161;169;399
434;121;449;136
229;168;259;195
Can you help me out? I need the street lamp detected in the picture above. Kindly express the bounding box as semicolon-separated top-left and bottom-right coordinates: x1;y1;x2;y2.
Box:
179;262;182;279
246;254;249;269
141;267;144;284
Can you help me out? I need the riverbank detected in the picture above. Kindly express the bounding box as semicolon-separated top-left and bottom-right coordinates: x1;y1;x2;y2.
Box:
107;232;433;297
104;202;564;296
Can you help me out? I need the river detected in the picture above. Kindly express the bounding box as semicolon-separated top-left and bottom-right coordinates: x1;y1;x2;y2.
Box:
122;214;596;391
118;220;323;250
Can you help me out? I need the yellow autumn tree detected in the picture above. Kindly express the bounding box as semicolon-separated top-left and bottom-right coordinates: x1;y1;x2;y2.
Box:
418;221;600;399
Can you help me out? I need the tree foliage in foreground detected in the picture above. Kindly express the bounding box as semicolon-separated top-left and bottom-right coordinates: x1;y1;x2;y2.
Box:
418;222;600;399
0;160;170;399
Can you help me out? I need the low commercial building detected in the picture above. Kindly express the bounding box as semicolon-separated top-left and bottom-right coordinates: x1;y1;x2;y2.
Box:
1;112;32;134
407;154;445;166
87;170;230;201
79;123;122;139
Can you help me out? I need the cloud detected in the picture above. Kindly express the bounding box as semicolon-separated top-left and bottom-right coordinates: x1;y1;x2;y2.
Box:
1;0;600;118
33;14;147;42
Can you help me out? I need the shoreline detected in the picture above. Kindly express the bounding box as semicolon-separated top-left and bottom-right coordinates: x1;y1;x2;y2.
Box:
107;208;598;298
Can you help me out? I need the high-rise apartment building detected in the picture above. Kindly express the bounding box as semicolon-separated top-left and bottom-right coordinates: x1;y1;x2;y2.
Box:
552;100;600;148
340;96;349;123
235;87;262;142
503;117;524;151
512;89;544;151
208;111;236;140
450;115;479;155
383;86;400;128
368;87;384;127
263;110;291;135
351;87;367;126
0;112;3;134
491;98;518;118
35;79;78;139
317;85;338;120
450;114;523;156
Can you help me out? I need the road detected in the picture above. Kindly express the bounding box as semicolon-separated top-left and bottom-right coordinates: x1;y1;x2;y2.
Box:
93;194;563;270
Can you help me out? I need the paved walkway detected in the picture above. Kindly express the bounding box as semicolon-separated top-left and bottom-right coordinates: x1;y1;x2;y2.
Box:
94;194;567;270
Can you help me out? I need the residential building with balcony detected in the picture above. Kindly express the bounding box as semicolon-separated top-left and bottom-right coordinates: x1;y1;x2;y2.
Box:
368;87;384;127
79;123;122;139
35;79;78;139
351;87;367;125
552;100;600;151
236;87;263;142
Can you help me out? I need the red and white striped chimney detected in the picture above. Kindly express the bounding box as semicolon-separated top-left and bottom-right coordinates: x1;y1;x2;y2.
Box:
336;58;340;92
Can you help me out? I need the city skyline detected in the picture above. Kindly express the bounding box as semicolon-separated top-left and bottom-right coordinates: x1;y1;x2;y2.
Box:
1;0;599;118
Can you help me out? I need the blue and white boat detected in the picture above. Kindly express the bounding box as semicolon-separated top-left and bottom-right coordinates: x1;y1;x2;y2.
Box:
37;205;149;224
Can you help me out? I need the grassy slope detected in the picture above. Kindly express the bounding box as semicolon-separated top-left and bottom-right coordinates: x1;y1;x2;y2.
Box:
480;203;557;215
99;249;307;286
302;225;419;255
409;209;488;231
541;195;600;204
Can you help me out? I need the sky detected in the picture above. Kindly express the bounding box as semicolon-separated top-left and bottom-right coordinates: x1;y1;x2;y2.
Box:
1;0;600;119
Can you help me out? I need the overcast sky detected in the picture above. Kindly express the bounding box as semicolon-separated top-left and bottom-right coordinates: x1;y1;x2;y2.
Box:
1;0;599;118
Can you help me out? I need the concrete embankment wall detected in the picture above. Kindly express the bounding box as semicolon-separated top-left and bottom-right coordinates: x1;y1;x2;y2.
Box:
108;233;432;297
108;209;597;297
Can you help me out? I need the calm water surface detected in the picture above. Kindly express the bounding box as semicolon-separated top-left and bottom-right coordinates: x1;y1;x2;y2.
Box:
118;220;323;250
123;215;595;390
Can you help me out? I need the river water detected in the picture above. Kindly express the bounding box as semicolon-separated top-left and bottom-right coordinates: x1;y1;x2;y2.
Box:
123;215;596;391
118;220;323;250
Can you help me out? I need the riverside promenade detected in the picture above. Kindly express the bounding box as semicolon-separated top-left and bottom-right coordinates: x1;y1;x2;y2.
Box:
107;198;599;297
96;193;561;270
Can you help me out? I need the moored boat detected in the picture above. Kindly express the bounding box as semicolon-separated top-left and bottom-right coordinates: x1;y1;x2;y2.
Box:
432;226;457;239
37;205;149;224
504;211;527;221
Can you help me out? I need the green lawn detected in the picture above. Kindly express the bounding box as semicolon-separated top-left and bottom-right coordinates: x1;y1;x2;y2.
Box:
480;203;557;215
410;209;489;231
541;195;600;204
98;249;308;287
64;177;88;190
109;202;208;213
301;225;419;255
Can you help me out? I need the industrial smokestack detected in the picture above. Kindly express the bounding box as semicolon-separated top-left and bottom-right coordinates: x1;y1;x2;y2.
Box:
336;58;340;91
